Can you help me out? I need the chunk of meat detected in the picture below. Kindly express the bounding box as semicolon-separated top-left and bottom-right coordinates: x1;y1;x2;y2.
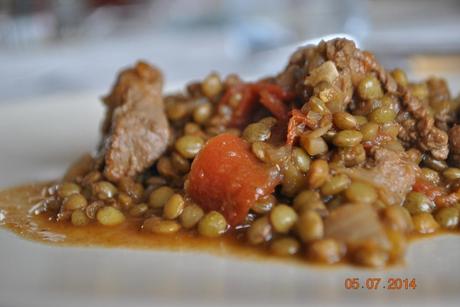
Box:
340;148;419;206
449;125;460;166
187;133;281;226
100;61;170;181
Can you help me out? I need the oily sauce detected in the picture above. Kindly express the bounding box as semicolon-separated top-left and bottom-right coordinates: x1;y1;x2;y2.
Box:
0;182;308;266
0;182;456;268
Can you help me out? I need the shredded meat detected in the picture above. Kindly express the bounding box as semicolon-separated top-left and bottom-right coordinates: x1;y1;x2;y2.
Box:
99;61;170;181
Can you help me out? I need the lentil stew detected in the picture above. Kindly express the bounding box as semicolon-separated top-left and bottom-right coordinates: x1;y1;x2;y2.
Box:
1;38;460;268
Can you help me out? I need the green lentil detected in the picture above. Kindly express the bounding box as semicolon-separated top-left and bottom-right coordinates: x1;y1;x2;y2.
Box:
296;210;324;242
129;203;149;217
307;159;329;189
368;107;396;124
92;181;118;200
71;209;89;226
58;183;81;198
201;73;222;98
193;103;212;124
270;238;300;256
96;206;125;226
148;186;175;208
63;194;88;211
443;168;460;180
300;134;328;156
435;207;459;229
332;130;363;147
198;211;228;237
333;112;357;130
403;192;435;215
412;213;439;234
345;182;377;205
175;135;205;159
180;204;204;229
358;75;383;100
321;174;351;196
163;194;185;219
292;147;311;173
143;217;181;234
242;122;271;143
247;216;272;245
360;122;379;142
391;68;408;87
270;204;298;234
308;239;343;264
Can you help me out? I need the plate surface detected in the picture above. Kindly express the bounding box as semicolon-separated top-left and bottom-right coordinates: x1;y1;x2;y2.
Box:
1;91;459;307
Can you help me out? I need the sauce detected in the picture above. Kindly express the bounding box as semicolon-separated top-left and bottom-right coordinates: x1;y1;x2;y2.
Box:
0;182;457;268
0;182;310;266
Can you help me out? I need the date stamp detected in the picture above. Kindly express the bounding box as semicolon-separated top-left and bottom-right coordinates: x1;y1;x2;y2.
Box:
344;278;417;290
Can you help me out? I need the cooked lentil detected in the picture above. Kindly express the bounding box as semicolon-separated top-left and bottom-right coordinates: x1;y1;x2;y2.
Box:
26;37;460;269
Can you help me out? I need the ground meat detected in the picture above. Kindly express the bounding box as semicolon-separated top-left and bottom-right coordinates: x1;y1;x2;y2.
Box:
398;91;449;160
99;61;170;181
276;38;397;108
340;148;419;206
448;125;460;166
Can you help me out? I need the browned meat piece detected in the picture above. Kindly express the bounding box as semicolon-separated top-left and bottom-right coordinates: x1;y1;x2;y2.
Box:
398;91;449;160
449;125;460;166
100;61;170;182
276;38;397;108
340;148;419;206
427;78;454;131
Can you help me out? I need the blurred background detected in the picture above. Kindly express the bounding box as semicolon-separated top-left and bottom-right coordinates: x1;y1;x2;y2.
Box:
1;0;460;103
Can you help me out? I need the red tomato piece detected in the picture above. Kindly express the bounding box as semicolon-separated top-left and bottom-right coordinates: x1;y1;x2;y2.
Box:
187;133;281;226
259;89;289;122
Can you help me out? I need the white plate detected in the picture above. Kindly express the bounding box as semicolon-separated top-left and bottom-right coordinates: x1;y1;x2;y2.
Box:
1;91;460;307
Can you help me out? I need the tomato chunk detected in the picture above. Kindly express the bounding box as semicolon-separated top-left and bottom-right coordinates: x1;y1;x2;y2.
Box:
187;133;280;226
